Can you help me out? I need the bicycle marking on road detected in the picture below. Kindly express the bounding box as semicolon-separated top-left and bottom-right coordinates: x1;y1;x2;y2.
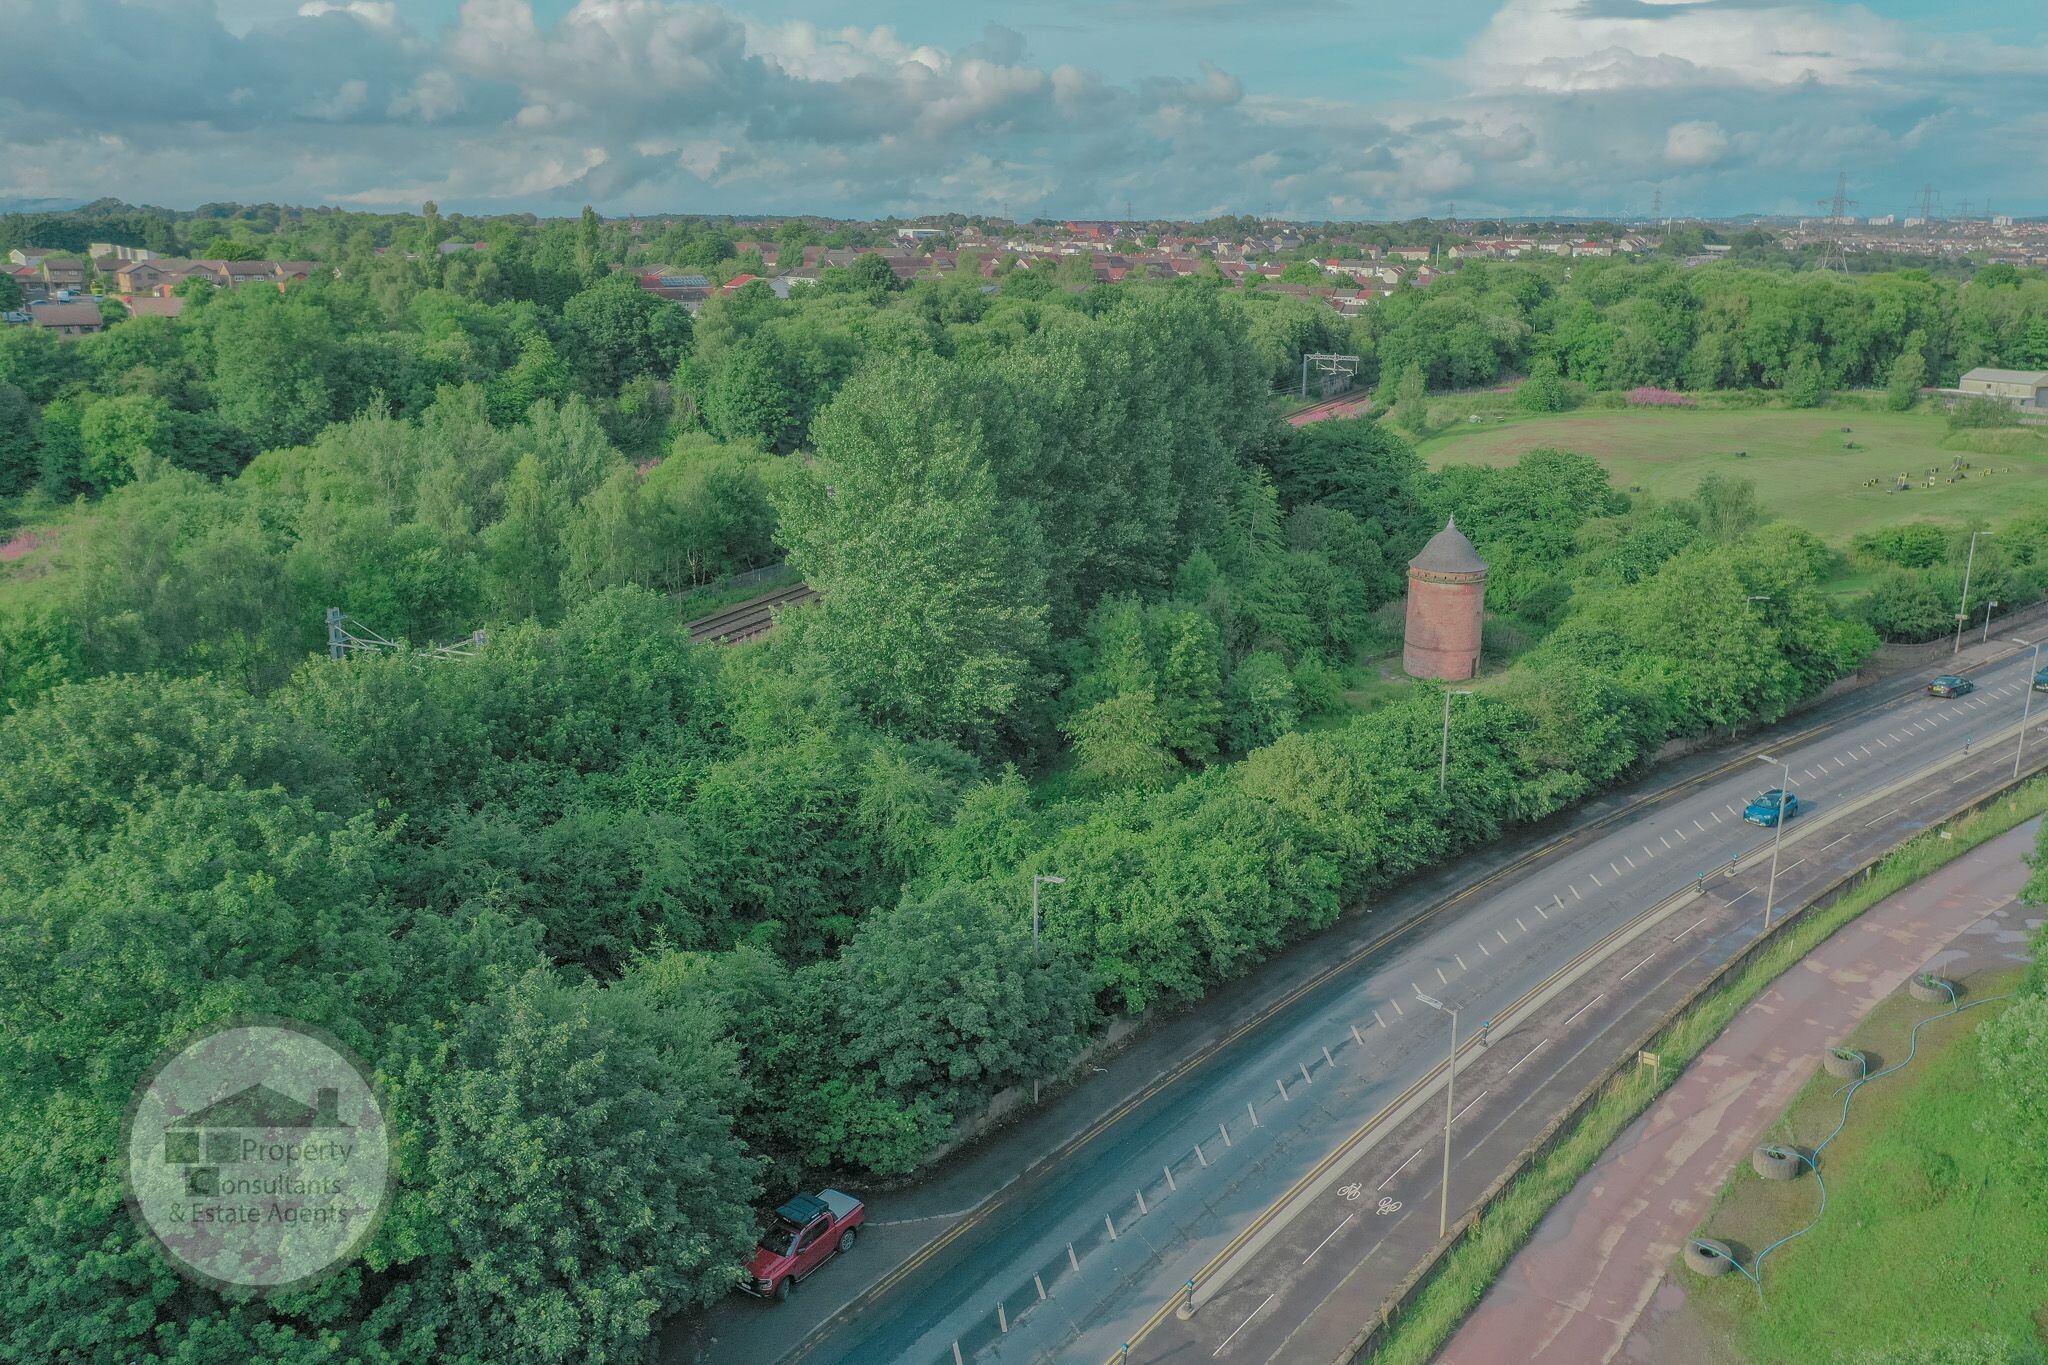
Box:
1374;1197;1401;1216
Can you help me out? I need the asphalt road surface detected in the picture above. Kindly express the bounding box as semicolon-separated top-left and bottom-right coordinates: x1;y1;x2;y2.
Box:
687;638;2048;1365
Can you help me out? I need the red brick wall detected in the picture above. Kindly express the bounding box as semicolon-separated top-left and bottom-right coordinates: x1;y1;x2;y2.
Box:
1403;573;1484;680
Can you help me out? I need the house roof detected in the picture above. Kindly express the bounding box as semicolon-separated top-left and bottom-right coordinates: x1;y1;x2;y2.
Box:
29;301;103;328
1962;368;2048;386
123;296;187;318
1410;516;1487;574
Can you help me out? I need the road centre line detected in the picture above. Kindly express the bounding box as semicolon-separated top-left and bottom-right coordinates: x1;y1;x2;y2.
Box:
1712;810;1724;823
1536;905;1550;919
1302;1213;1354;1266
1515;917;1527;933
1675;827;1687;841
1392;999;1404;1017
1506;1039;1547;1074
1372;1009;1384;1028
1591;872;1603;887
1624;856;1635;870
1214;1293;1275;1357
1728;888;1755;904
1620;954;1655;981
1437;967;1447;984
1498;928;1509;944
1451;1090;1486;1124
1571;885;1582;901
1780;858;1805;874
1672;914;1709;941
1694;819;1705;833
1560;995;1604;1028
1456;954;1467;971
1478;942;1490;957
1379;1148;1424;1189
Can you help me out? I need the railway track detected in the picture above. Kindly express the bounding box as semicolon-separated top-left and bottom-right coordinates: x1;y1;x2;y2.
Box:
685;582;819;644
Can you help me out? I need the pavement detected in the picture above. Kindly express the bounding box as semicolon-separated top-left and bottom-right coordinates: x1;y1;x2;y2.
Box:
1439;817;2043;1365
664;619;2048;1365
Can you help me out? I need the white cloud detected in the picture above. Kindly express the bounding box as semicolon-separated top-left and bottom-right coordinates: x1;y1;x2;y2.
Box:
1664;119;1728;166
297;0;395;27
3;0;2044;219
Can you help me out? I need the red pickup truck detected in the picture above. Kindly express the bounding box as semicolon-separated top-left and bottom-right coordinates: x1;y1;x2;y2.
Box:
740;1189;865;1302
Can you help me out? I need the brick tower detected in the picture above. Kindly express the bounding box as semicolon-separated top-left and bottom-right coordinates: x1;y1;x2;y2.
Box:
1403;516;1487;680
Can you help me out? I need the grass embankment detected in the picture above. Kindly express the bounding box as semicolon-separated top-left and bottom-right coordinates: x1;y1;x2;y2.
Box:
0;498;93;615
1361;776;2048;1365
1686;968;2045;1362
1415;407;2048;544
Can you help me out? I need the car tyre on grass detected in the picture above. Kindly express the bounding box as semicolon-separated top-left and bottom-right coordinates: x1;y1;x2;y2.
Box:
1753;1144;1802;1181
1685;1237;1735;1277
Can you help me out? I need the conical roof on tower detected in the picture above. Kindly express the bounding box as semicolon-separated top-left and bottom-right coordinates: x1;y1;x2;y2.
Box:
1409;515;1486;575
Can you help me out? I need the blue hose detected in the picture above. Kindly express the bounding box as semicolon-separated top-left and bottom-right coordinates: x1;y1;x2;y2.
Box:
1726;980;2012;1293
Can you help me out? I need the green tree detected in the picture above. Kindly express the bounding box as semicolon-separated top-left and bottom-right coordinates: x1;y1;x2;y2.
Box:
560;275;693;396
1516;348;1567;412
702;332;800;451
487;331;573;423
1392;362;1429;433
483;453;569;621
776;355;1050;753
1887;330;1928;411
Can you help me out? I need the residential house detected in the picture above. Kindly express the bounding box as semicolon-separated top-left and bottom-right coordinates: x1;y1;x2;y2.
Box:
89;242;156;264
1388;246;1431;262
7;247;57;268
39;258;86;293
29;300;105;336
9;265;47;304
114;258;187;295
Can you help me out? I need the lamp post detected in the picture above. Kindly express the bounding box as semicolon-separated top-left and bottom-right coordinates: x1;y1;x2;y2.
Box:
1031;874;1065;952
1954;531;1993;655
2013;640;2041;781
1755;753;1792;931
1415;990;1460;1239
1439;689;1474;793
1983;599;2000;644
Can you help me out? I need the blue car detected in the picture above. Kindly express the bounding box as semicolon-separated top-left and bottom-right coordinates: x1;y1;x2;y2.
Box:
2032;668;2048;693
1743;789;1801;827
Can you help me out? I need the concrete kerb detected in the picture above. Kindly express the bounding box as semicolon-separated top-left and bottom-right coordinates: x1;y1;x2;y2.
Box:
1333;756;2048;1363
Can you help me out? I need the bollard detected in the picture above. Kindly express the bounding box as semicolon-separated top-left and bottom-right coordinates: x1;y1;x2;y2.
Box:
1136;1189;1148;1216
1323;1046;1335;1068
953;1344;964;1365
1120;1345;1131;1363
1351;1024;1364;1047
1106;1214;1117;1241
1196;1142;1208;1168
998;1303;1008;1334
1219;1120;1232;1148
1277;1077;1289;1102
1034;1274;1046;1302
1068;1242;1080;1273
1301;1061;1314;1087
1185;1280;1197;1313
1248;1100;1261;1128
1164;1164;1176;1191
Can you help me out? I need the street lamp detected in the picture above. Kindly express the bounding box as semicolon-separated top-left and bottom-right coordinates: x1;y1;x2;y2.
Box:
2013;640;2041;781
1755;753;1792;931
1954;531;1994;655
1983;599;2000;644
1439;689;1474;793
1415;989;1460;1239
1030;874;1065;952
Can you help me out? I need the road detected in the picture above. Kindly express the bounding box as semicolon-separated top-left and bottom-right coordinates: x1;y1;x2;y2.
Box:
677;635;2048;1365
1438;818;2042;1365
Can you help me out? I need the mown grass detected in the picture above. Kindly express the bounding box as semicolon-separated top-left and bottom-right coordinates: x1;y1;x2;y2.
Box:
1685;968;2045;1363
1415;407;2048;544
1361;776;2048;1365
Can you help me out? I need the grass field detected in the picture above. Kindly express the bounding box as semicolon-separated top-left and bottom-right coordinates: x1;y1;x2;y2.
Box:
1417;407;2048;544
1685;973;2047;1363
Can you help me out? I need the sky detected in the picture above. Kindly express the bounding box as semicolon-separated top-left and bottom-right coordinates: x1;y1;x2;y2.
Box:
1;0;2042;222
